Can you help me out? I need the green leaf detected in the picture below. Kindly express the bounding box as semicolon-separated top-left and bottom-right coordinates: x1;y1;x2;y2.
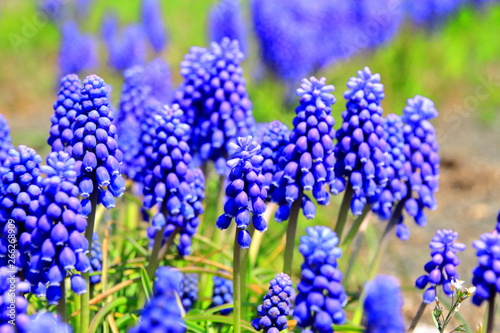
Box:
185;314;257;332
139;266;153;301
332;324;366;332
184;321;206;333
453;324;467;332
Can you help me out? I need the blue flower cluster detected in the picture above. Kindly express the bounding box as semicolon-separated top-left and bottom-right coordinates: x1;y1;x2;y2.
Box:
30;311;73;333
271;77;337;222
130;266;185;333
144;58;172;104
27;152;89;304
216;136;266;248
59;21;97;75
415;229;465;304
294;226;347;332
259;120;290;193
0;267;31;332
70;75;125;214
252;273;293;333
211;275;233;315
0;145;42;269
180;273;198;312
141;0;167;53
333;67;387;215
174;38;255;173
0;114;13;165
105;24;147;72
90;232;102;284
48;74;82;153
209;0;246;52
471;231;500;306
372;114;408;221
143;105;205;256
364;275;405;333
399;95;440;235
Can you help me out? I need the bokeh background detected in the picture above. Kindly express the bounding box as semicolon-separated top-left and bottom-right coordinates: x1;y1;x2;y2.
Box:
1;0;500;331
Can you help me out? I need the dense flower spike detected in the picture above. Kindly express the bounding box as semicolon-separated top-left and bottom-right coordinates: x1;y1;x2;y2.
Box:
130;267;185;333
141;0;167;53
398;95;440;237
180;273;198;312
106;25;147;71
0;114;13;165
271;77;336;221
0;267;31;332
364;275;405;333
0;145;42;269
333;67;387;215
143;105;205;256
252;273;294;333
144;58;172;104
27;152;90;304
294;226;347;332
48;74;82;153
216;136;266;248
372;114;408;221
59;21;97;75
173;38;255;173
70;75;125;214
30;311;73;333
259;121;290;193
89;232;102;284
209;0;246;52
211;275;233;315
471;231;500;306
415;229;465;304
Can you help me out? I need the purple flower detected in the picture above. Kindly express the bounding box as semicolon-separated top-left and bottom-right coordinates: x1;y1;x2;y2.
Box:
106;25;147;71
59;21;97;75
364;275;405;333
409;0;464;28
143;105;205;256
0;146;42;270
30;311;73;333
0;114;13;166
89;232;102;284
415;229;465;303
294;226;347;332
180;273;198;312
48;74;82;153
209;0;247;52
70;75;125;214
333;67;387;215
252;273;294;332
0;267;31;332
471;231;500;306
259;121;290;194
216;136;266;248
271;77;336;221
211;274;233;315
144;58;172;104
141;0;168;53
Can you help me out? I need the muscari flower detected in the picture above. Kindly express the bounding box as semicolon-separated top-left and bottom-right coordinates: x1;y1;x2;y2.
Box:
252;273;294;333
415;229;465;304
372;114;408;221
70;75;125;215
471;230;500;306
294;226;347;333
259;120;290;193
0;266;31;332
209;0;247;52
173;38;255;173
30;311;73;333
59;21;97;75
143;105;205;256
130;266;185;333
396;95;440;239
38;0;67;22
180;273;198;312
27;152;90;304
89;232;102;284
106;25;147;72
216;136;266;248
0;145;42;270
141;0;167;53
211;275;233;315
48;74;82;153
364;275;405;333
271;77;337;222
144;58;172;104
0;114;13;166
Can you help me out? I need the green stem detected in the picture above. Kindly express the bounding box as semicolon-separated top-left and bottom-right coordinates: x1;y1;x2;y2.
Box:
57;282;67;324
352;199;405;325
233;229;242;333
213;174;227;263
342;206;370;247
487;291;496;333
146;225;166;279
88;297;127;333
335;183;353;240
407;301;427;333
283;197;302;277
81;190;98;332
